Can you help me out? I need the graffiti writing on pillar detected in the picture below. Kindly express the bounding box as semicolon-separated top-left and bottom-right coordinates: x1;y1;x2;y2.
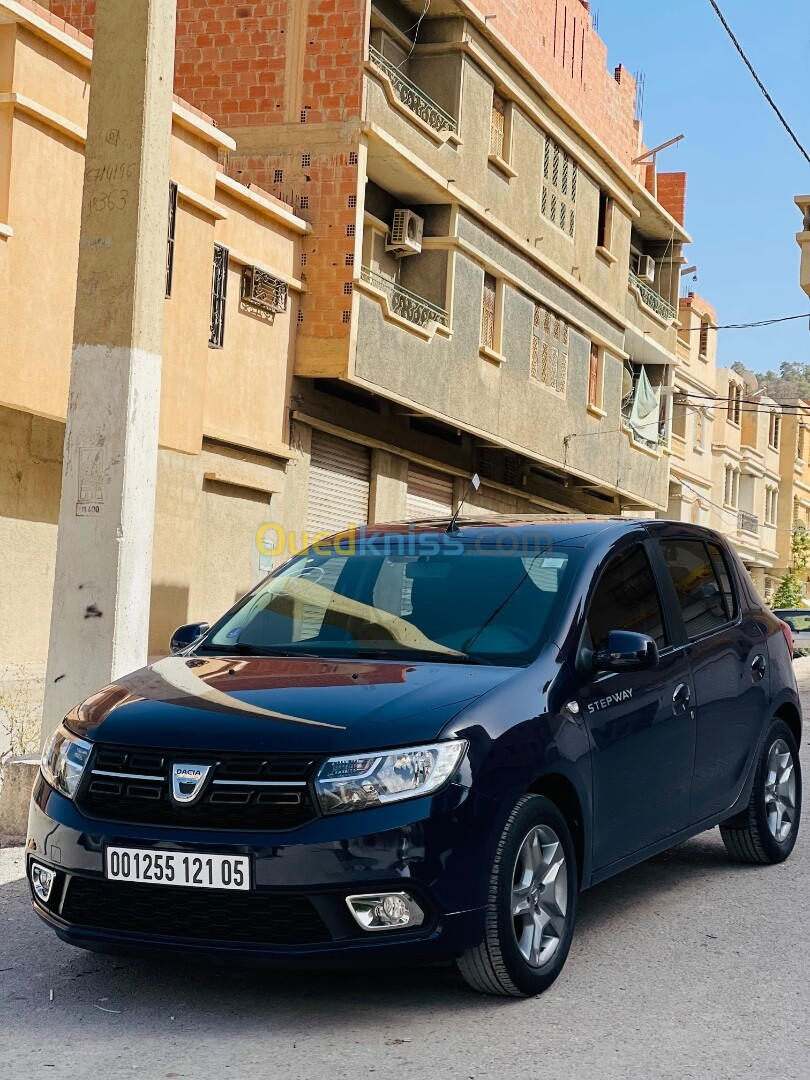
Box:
76;446;105;517
85;162;136;184
90;189;129;213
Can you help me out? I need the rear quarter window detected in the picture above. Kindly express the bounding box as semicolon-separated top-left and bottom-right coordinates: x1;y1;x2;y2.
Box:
659;539;737;640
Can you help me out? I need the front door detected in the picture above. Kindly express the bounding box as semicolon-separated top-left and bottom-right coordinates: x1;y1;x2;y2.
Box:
656;537;768;822
579;542;696;871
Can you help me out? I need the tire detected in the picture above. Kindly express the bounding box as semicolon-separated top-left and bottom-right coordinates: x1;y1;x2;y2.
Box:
456;794;578;997
720;719;802;865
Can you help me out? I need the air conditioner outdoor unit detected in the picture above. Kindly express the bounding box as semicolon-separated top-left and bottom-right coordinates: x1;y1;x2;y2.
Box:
241;266;289;313
637;255;656;284
386;209;424;256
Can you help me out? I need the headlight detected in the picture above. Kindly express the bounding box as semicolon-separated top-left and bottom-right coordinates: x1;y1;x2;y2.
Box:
40;724;92;800
314;740;467;815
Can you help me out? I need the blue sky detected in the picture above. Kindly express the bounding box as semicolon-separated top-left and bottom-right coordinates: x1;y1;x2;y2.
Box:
598;0;810;375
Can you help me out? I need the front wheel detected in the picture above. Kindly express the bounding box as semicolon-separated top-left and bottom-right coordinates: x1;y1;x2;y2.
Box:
456;794;578;997
720;719;802;864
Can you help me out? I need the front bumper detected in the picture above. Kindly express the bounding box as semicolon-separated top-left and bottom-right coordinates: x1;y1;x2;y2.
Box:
27;774;493;963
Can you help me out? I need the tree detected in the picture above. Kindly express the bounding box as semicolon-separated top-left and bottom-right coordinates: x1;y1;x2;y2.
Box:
734;360;810;403
772;528;810;608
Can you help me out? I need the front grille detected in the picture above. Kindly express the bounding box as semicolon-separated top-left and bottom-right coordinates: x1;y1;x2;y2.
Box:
76;745;320;830
62;876;331;945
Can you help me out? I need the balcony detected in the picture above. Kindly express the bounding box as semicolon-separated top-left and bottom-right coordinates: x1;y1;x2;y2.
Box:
368;45;457;136
738;510;759;536
360;266;449;329
628;270;677;323
796;195;810;300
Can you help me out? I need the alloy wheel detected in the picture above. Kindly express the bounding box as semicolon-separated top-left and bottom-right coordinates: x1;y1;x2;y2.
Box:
764;738;797;843
511;824;568;968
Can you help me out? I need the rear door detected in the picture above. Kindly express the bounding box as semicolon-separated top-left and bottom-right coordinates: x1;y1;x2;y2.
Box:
579;540;696;870
655;536;768;823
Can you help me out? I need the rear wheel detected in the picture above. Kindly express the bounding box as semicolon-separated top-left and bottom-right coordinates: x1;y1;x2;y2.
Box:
456;794;578;997
720;719;801;864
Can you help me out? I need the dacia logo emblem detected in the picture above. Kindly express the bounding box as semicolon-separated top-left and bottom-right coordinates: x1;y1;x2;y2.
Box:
171;763;211;805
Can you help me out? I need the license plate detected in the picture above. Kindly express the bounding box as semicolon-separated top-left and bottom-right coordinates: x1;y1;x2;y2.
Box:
105;847;251;891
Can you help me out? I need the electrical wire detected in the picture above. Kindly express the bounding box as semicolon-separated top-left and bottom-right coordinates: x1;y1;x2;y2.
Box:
677;477;801;537
680;313;810;331
706;0;810;167
398;0;430;69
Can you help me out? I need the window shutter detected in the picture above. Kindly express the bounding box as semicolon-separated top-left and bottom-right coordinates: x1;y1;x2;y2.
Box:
588;343;599;405
481;273;496;350
490;94;506;157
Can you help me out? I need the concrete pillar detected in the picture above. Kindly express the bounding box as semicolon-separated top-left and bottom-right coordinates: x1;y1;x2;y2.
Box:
369;450;408;523
41;0;177;741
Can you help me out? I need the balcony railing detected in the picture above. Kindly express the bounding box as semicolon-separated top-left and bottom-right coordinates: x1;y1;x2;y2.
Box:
361;266;449;329
628;270;677;322
368;45;457;135
738;511;759;536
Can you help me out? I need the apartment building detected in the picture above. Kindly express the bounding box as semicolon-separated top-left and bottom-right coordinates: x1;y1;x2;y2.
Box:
666;292;718;527
0;0;306;699
708;367;781;594
772;400;810;594
49;0;691;532
797;194;810;301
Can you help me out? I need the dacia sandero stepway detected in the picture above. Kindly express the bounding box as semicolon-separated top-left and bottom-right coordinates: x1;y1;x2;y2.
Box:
28;518;802;996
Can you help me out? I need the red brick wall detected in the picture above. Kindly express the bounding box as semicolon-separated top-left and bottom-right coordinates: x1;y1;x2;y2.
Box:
49;0;366;349
46;0;95;34
656;172;687;226
473;0;640;168
50;1;364;128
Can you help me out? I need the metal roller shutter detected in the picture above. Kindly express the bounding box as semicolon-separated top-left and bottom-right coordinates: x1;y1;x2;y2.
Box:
405;465;454;520
307;431;370;536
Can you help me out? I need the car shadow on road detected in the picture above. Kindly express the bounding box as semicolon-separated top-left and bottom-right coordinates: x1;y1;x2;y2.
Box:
2;825;776;1030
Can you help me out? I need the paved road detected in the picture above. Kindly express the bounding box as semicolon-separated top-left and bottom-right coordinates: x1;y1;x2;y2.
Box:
2;670;809;1080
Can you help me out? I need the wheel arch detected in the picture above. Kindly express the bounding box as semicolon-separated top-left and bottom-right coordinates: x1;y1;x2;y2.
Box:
526;772;588;888
774;701;802;748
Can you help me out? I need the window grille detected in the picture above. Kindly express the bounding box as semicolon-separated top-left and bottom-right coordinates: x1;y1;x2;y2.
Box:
209;244;228;348
542;136;577;237
165;181;178;298
532;304;569;394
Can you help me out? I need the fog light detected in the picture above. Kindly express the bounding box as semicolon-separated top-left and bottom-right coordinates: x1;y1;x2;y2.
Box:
30;863;56;904
346;891;425;932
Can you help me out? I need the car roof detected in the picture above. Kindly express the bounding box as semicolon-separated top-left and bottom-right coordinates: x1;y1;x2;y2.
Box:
329;516;726;549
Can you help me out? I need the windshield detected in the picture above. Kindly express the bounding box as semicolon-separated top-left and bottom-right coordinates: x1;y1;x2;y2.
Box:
202;539;579;666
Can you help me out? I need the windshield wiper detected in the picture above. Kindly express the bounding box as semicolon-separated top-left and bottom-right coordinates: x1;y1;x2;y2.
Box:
349;648;495;666
195;643;324;658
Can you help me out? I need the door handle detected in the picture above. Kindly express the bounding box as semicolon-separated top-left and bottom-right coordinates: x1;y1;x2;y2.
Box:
672;682;690;714
751;654;767;682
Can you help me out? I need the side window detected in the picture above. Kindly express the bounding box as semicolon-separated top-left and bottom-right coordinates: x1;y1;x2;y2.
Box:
706;543;738;621
659;540;733;639
586;545;667;653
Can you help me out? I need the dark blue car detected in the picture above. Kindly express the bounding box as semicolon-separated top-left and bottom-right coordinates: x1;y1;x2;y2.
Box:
28;518;802;996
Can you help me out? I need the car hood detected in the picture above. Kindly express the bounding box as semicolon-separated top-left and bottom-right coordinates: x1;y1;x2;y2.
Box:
66;654;517;754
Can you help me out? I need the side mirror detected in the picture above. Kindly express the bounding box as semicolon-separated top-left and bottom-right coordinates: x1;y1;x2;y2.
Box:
170;622;210;655
594;630;658;673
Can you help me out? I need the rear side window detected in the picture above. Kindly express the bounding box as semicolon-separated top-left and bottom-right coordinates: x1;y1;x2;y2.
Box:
706;543;737;620
586;544;667;652
659;539;736;640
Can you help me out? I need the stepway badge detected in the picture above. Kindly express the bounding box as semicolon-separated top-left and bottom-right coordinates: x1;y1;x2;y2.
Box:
587;689;634;714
